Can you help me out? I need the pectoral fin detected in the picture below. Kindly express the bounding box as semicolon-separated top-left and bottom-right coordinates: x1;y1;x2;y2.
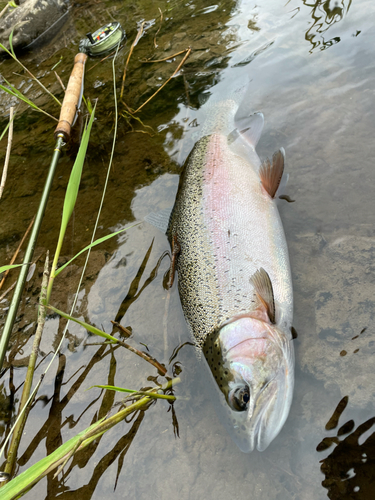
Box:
144;207;173;233
234;111;264;149
250;268;276;324
260;148;285;199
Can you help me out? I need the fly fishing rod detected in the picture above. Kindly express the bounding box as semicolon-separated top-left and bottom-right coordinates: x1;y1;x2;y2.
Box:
0;22;126;372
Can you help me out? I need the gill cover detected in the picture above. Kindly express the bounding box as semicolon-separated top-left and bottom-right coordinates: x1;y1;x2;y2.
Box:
203;317;294;452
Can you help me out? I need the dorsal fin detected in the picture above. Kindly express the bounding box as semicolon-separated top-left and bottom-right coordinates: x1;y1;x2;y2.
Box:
250;268;276;324
260;148;285;198
234;111;264;149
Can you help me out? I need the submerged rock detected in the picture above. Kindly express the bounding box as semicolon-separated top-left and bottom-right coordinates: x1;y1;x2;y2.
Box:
294;232;375;407
0;0;69;54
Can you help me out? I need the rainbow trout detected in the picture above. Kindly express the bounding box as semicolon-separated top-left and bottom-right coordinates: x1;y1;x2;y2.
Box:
167;100;294;452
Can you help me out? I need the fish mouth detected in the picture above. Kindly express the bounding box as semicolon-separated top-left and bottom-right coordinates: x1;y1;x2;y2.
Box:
232;377;278;453
250;379;279;452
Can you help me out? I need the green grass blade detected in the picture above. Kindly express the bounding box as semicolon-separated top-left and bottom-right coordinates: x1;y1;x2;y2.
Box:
51;56;63;71
0;420;103;500
0;82;57;121
54;222;140;277
88;385;176;401
89;385;137;394
1;78;38;108
0;83;37;110
46;305;119;343
0;121;11;143
59;103;96;238
0;263;27;274
47;103;97;302
0;376;179;497
0;42;12;57
0;81;57;121
82;95;93;115
9;29;16;59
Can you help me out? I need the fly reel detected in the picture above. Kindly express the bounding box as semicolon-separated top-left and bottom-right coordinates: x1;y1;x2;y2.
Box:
79;21;126;57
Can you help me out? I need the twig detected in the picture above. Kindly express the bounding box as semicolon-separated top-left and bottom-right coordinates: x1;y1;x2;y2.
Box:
0;378;180;494
3;252;49;480
116;334;167;376
120;22;145;99
0;3;10;21
0;106;14;199
121;99;135;114
154;7;163;48
141;49;188;63
53;377;180;479
0;215;35;290
0;40;62;107
132;47;191;114
110;321;166;375
93;385;176;401
54;71;66;92
106;7;116;21
111;320;131;337
0;281;16;302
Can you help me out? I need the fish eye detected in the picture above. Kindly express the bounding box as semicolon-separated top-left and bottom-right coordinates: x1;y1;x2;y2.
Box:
229;385;250;412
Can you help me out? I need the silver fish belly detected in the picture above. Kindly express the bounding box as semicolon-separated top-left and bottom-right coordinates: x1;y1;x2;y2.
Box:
168;109;294;452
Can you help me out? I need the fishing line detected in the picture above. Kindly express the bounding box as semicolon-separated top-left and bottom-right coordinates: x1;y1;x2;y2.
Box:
0;41;122;463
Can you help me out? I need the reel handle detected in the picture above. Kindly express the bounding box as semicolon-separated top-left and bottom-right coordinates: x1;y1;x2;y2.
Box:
54;53;88;141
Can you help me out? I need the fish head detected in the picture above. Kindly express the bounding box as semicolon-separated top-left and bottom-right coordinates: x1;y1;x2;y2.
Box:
202;316;294;452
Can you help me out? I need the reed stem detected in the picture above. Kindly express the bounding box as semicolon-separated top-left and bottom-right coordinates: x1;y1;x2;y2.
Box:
0;136;63;372
0;106;14;199
3;252;49;480
0;378;180;498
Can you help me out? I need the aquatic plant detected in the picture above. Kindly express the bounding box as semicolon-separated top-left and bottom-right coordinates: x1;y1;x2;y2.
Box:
0;78;57;121
0;378;179;500
0;2;17;22
0;19;189;496
0;30;61;107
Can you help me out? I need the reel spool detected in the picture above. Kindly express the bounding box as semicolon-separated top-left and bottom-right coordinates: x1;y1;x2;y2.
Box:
79;22;126;57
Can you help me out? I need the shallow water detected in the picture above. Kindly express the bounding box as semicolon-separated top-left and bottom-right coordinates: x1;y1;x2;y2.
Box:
0;0;374;498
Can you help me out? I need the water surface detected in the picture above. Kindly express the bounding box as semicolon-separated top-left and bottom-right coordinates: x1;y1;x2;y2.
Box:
0;0;374;498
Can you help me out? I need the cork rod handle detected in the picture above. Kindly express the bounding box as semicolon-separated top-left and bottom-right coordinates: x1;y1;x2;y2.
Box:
54;53;88;141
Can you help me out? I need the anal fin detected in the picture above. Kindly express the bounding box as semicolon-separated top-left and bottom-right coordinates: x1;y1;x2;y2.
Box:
260;148;285;199
250;268;276;324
